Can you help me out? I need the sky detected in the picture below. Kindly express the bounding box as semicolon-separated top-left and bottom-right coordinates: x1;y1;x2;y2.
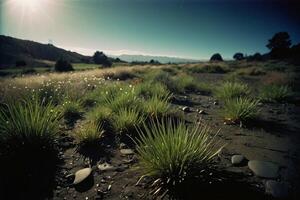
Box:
0;0;300;59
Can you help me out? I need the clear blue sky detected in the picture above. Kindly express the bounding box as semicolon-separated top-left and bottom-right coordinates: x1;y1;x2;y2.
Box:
1;0;299;59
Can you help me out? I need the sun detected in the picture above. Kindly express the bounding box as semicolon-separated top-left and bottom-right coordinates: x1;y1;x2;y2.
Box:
11;0;44;12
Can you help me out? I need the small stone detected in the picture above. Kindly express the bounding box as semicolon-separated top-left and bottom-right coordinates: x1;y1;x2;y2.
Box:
120;149;134;155
107;184;112;191
98;162;115;171
231;155;245;165
213;101;218;105
248;160;279;178
198;109;206;114
265;180;289;198
182;106;190;112
73;168;92;185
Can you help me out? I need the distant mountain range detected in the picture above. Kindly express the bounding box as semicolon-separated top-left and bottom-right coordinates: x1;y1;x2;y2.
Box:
0;35;90;67
111;54;200;64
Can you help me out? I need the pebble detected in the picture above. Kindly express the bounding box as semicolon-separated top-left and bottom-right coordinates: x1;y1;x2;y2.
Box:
248;160;279;178
120;149;134;155
182;106;190;112
73;168;92;185
231;155;245;165
198;109;206;114
98;162;115;171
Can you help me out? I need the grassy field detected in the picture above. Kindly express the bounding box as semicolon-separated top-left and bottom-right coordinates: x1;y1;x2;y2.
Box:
0;60;299;199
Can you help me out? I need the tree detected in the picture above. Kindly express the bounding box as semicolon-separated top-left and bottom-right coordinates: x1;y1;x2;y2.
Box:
92;51;112;67
267;32;291;59
54;59;74;72
233;53;244;61
210;53;223;61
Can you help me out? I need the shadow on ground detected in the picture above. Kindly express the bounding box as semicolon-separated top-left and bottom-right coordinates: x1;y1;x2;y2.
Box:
0;142;61;200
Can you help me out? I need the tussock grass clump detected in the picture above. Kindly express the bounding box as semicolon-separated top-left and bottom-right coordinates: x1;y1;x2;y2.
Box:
259;84;292;102
77;121;104;147
88;106;114;132
223;97;259;123
142;95;170;117
215;81;250;100
136;81;170;100
61;100;83;122
113;107;144;134
135;118;223;198
0;99;60;153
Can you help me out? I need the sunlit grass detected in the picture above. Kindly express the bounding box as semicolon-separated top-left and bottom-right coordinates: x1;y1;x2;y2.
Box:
223;97;260;123
135;118;223;198
215;81;250;100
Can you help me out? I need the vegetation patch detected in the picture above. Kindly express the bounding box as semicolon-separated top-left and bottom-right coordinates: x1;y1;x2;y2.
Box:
222;97;260;124
135;118;223;198
215;81;250;100
259;84;292;102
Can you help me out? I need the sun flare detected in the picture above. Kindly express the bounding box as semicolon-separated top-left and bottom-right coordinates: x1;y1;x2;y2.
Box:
13;0;43;12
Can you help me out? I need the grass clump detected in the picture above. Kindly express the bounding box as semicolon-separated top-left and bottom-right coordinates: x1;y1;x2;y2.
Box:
87;106;114;132
215;81;250;100
113;107;144;134
135;118;223;198
142;95;170;117
77;121;104;148
0;99;60;150
0;99;61;199
136;81;170;100
61;100;83;123
223;97;259;123
259;84;292;102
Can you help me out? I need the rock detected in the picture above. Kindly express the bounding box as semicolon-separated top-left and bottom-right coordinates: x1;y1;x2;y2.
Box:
248;160;279;178
73;168;92;185
120;149;134;155
265;180;289;198
182;106;190;112
98;162;115;171
198;109;206;114
213;101;218;105
231;155;245;165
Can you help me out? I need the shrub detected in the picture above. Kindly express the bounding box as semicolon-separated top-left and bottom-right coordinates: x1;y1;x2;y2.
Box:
210;53;223;61
77;121;104;147
233;53;244;61
113;107;144;134
215;81;250;100
111;70;137;80
135;118;223;198
259;84;292;102
222;97;259;123
142;95;170;117
55;59;74;72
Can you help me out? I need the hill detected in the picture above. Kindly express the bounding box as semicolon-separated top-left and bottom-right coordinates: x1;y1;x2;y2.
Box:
0;35;90;68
